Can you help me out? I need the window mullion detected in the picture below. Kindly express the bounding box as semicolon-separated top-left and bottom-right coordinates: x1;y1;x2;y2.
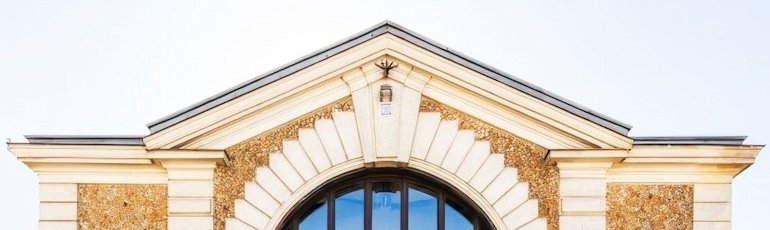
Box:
402;182;408;230
438;192;445;230
287;172;489;230
328;192;334;230
364;181;372;230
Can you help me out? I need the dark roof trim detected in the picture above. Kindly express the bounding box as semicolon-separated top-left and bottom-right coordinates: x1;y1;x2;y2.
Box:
24;135;145;146
633;136;747;146
147;21;633;135
146;22;392;133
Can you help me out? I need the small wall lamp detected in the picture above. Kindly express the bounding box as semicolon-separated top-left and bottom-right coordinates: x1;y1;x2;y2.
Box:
380;85;392;103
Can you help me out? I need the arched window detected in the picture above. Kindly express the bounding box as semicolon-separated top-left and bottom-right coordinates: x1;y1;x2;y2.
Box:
280;169;493;230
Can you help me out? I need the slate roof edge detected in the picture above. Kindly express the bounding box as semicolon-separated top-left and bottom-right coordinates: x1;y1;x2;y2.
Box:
632;136;750;146
146;20;633;135
22;135;145;146
17;135;758;148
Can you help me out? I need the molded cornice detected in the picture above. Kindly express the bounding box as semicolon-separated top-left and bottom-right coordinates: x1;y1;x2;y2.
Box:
142;34;634;150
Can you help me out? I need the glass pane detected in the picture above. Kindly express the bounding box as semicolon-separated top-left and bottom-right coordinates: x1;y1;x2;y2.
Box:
408;187;437;230
299;201;327;230
445;200;473;230
335;188;364;230
372;182;401;230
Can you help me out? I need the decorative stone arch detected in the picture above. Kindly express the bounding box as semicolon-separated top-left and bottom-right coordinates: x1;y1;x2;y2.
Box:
200;54;566;230
223;108;545;230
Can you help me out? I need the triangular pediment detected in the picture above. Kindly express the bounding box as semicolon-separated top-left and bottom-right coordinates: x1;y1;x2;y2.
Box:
9;21;765;230
143;22;632;150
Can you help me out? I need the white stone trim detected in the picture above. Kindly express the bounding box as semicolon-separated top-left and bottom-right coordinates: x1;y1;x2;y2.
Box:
381;34;631;149
197;79;352;149
694;183;732;229
38;221;78;230
346;70;378;163
314;119;348;165
169;216;214;230
144;39;392;149
556;161;613;230
371;78;402;158
39;183;77;202
411;112;442;160
38;183;78;230
298;128;333;172
331;111;363;160
396;78;426;162
607;163;745;184
143;33;634;150
161;159;218;230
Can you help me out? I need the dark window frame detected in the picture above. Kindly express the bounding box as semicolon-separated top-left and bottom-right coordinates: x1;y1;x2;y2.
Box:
280;168;494;230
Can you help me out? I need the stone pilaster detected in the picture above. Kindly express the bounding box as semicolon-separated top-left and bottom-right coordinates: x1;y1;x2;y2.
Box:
557;161;613;230
161;160;218;230
38;183;78;230
550;149;627;230
694;183;732;230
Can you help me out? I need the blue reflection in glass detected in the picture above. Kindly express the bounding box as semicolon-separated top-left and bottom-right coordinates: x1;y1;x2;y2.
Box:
299;201;327;230
445;200;473;230
335;189;364;230
408;188;437;230
372;183;401;230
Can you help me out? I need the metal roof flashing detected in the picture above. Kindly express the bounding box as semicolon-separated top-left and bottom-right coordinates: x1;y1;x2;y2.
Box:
23;135;145;146
146;21;632;136
632;136;749;146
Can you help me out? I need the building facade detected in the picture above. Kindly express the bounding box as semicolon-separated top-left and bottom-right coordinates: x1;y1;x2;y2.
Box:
8;22;762;230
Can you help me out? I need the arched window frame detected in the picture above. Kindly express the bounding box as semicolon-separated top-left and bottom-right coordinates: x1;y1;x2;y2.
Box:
280;169;494;230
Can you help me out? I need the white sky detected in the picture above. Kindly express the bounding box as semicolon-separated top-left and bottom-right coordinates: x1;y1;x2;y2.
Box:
1;0;769;228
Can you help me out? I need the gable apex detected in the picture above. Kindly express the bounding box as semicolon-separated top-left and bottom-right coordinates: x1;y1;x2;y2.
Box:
146;21;632;136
